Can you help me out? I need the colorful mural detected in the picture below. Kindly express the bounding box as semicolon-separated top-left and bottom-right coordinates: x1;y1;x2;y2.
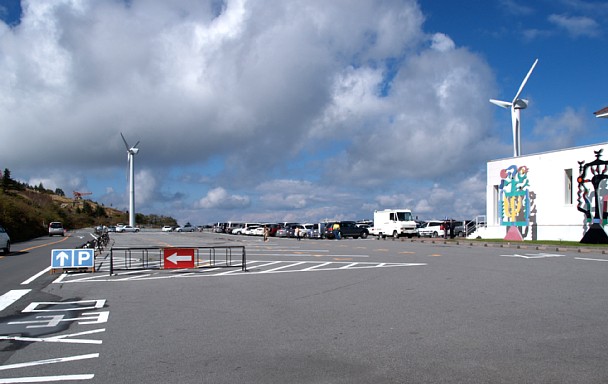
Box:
499;165;530;227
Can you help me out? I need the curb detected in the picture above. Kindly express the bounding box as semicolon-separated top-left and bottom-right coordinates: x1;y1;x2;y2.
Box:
373;236;608;254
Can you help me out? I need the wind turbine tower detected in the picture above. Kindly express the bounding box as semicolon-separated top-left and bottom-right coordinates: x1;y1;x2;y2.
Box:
490;58;539;157
121;133;140;227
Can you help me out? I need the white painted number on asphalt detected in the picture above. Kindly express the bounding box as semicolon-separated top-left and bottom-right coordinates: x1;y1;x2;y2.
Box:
0;299;108;382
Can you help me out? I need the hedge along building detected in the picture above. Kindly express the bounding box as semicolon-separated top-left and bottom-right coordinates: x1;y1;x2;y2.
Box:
476;107;608;242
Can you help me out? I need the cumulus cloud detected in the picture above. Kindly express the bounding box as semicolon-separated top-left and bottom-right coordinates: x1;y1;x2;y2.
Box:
0;0;504;222
430;33;455;52
196;187;250;209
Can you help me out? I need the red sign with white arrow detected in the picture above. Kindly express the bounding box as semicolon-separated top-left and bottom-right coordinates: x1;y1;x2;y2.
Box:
163;248;195;269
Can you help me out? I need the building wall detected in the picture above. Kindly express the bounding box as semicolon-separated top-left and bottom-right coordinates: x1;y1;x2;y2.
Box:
481;142;608;241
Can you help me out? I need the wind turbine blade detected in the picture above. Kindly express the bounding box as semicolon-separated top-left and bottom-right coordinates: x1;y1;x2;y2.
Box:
133;140;140;149
490;99;512;109
512;58;538;103
120;133;130;151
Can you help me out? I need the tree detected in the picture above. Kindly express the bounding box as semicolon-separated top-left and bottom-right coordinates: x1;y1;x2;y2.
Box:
94;204;106;217
82;201;93;215
2;168;12;192
55;188;65;196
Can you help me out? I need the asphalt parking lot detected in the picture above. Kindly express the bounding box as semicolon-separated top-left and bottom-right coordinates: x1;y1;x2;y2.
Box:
2;230;608;383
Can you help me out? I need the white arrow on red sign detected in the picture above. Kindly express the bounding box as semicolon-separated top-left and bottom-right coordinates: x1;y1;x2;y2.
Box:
163;248;195;269
166;252;193;265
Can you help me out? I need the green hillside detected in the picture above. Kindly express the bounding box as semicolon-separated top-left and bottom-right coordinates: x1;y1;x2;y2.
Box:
0;169;177;242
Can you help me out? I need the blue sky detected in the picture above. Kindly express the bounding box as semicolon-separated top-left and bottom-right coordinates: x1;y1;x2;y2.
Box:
0;0;607;226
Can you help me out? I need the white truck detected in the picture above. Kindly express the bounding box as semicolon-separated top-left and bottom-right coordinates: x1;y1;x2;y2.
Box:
371;209;418;238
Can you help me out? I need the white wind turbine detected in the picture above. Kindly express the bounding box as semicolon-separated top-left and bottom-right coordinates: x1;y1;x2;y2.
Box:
490;58;539;157
121;133;140;228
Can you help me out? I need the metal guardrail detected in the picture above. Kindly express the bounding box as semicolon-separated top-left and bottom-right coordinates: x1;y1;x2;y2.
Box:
109;246;246;275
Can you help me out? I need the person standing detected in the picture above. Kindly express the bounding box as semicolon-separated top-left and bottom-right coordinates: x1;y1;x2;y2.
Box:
333;222;341;240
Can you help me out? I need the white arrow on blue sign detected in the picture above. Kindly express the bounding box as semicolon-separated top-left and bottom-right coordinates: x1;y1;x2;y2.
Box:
51;249;94;268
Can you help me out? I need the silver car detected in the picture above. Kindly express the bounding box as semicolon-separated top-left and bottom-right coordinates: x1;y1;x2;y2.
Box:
48;222;64;237
0;225;10;254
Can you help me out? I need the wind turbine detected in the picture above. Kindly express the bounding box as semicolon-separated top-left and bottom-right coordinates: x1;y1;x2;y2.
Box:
121;133;140;228
490;58;539;158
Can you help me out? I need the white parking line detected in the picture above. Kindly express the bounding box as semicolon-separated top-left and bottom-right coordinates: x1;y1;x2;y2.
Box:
0;353;99;371
21;266;51;285
0;374;94;383
575;257;608;262
303;262;332;271
0;289;31;312
261;262;306;273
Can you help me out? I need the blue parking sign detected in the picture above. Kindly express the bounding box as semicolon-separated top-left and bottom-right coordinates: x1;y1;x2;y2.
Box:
51;249;94;268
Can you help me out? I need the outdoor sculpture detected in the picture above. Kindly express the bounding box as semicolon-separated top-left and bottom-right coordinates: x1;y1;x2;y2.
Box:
577;149;608;244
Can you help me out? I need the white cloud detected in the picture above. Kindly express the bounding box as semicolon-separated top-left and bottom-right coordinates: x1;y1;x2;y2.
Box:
196;187;250;209
530;107;588;152
0;0;507;222
548;14;600;37
430;33;455;52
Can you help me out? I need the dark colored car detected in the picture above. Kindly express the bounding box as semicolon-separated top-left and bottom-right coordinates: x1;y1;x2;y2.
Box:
324;221;369;239
265;224;282;237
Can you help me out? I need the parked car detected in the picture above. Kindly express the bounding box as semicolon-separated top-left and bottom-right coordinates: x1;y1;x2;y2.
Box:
453;220;475;237
48;222;64;237
251;226;266;236
265;224;281;237
307;223;324;239
177;223;196;232
276;224;303;238
116;225;140;233
161;225;173;232
0;225;10;254
244;226;261;236
324;221;369;239
417;220;444;238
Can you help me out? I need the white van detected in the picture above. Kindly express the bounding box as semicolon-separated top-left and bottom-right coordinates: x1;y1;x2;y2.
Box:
372;209;418;238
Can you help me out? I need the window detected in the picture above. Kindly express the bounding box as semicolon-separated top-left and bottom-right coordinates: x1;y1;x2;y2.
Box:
565;169;573;205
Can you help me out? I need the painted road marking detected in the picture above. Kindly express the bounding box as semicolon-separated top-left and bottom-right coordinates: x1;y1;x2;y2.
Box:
500;253;565;259
0;299;107;382
261;262;306;273
17;236;70;253
0;290;31;312
0;353;99;371
8;311;109;328
0;329;105;345
21;266;52;285
0;374;95;383
575;257;608;262
52;261;427;283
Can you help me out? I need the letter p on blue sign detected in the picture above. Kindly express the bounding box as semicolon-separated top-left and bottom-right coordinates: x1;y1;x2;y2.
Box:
51;249;94;268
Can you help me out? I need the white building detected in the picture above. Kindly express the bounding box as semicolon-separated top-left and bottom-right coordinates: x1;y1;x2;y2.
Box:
476;142;608;241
